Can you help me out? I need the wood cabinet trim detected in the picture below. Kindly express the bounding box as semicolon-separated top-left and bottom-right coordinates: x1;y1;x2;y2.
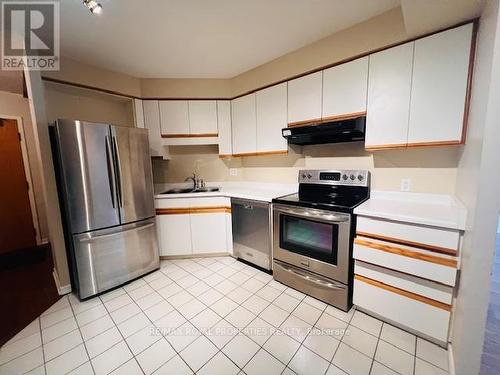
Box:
356;231;458;256
406;140;463;148
161;133;218;138
287;118;322;128
156;208;191;215
231;150;288;157
156;206;231;215
354;274;452;311
321;111;367;123
354;238;458;268
365;143;408;151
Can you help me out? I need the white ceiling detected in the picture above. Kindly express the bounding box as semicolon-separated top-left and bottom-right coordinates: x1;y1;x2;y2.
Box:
60;0;400;78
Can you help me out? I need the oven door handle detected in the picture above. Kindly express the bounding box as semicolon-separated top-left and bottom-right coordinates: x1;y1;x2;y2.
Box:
275;261;346;291
275;206;349;222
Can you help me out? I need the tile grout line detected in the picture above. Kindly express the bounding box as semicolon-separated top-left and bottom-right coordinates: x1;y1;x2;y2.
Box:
67;295;97;375
97;292;146;375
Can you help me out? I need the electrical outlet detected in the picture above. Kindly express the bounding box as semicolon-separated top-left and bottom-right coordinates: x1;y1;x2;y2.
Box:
400;178;411;192
229;168;238;176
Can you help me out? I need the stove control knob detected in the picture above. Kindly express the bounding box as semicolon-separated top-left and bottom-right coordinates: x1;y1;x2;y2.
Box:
358;174;364;181
307;173;312;179
350;174;356;181
301;173;307;179
342;174;348;181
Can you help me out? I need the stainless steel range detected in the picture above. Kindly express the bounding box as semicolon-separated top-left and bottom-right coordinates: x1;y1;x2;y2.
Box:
272;169;370;311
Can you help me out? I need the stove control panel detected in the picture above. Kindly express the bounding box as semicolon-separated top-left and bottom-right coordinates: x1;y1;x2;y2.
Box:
299;169;370;187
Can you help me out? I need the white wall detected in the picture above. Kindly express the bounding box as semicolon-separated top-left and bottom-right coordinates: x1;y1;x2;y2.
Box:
451;0;500;374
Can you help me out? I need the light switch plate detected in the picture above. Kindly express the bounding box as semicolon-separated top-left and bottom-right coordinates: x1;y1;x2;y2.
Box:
400;178;411;192
229;168;238;176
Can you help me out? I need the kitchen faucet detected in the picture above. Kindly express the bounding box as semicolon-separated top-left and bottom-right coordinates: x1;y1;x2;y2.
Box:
185;173;197;190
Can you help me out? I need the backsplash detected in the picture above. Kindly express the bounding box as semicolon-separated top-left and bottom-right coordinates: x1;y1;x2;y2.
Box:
152;143;460;195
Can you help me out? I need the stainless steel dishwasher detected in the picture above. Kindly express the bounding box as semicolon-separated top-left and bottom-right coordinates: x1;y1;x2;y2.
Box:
231;198;272;270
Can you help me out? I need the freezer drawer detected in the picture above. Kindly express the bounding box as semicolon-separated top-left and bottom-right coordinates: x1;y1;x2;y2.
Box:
73;218;159;299
231;198;271;270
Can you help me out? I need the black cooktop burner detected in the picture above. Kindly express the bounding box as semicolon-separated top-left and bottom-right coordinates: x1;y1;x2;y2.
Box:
273;176;370;213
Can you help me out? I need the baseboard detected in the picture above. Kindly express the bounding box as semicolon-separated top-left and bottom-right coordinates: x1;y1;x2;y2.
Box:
52;269;72;295
448;343;456;375
160;252;232;260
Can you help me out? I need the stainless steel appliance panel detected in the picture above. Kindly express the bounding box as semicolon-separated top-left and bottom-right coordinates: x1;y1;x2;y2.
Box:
273;260;349;311
73;218;159;299
273;204;351;284
55;120;120;233
231;198;271;270
112;126;155;224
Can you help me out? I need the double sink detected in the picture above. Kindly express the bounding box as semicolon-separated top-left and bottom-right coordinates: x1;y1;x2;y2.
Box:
161;187;220;194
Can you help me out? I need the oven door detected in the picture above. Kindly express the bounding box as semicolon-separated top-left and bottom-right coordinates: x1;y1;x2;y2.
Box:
273;204;351;284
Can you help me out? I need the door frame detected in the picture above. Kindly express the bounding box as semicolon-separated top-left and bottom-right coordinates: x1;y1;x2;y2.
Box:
1;114;42;245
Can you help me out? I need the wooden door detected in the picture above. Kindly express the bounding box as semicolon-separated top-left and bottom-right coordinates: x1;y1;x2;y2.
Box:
231;93;257;155
322;56;369;120
287;71;322;125
365;42;414;149
217;100;232;156
256;83;288;153
188;100;218;135
408;23;473;145
0;119;36;254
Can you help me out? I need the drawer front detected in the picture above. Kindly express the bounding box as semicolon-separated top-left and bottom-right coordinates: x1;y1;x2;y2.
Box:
189;197;231;208
354;274;450;343
354;237;457;286
155;198;191;210
355;260;453;304
356;216;460;255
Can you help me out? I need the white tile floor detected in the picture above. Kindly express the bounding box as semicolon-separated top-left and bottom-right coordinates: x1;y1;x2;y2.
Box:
0;256;451;375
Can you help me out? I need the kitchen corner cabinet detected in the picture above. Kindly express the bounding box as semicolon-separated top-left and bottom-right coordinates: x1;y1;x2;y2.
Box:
231;93;257;155
188;100;218;135
217;100;232;156
143;100;169;159
322;56;368;120
156;197;231;256
287;71;322;126
256;83;288;154
408;23;473;146
365;42;413;149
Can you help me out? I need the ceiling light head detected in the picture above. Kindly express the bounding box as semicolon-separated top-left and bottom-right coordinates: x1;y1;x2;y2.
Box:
83;0;102;14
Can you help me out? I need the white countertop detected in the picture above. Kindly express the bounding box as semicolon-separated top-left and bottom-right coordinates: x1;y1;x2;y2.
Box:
154;181;298;202
354;191;467;231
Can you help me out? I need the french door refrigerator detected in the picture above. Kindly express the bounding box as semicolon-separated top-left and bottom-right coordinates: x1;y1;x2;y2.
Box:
52;119;159;299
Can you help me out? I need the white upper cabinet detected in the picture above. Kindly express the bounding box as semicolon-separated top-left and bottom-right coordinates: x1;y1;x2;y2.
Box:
231;93;257;155
134;99;145;128
365;42;414;149
159;100;190;135
188;100;218;135
143;100;165;158
408;23;473;145
217;100;232;156
322;57;369;119
256;83;288;153
287;71;323;125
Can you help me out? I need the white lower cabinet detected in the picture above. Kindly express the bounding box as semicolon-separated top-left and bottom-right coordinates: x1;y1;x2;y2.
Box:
190;212;227;254
353;214;461;345
156;197;231;256
157;214;192;256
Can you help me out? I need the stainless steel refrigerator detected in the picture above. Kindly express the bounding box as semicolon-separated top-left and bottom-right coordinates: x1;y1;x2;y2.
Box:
51;119;159;299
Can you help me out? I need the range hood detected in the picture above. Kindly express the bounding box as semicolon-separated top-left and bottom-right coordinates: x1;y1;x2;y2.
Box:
282;116;366;145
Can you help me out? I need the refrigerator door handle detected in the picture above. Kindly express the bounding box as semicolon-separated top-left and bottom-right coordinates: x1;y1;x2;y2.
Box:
105;135;117;208
112;135;124;208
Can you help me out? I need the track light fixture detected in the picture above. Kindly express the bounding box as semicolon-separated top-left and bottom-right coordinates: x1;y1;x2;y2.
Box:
83;0;102;14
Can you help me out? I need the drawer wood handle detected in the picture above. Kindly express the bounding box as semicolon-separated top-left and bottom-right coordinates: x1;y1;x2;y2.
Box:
354;238;457;268
355;274;452;311
156;206;231;215
356;231;457;256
